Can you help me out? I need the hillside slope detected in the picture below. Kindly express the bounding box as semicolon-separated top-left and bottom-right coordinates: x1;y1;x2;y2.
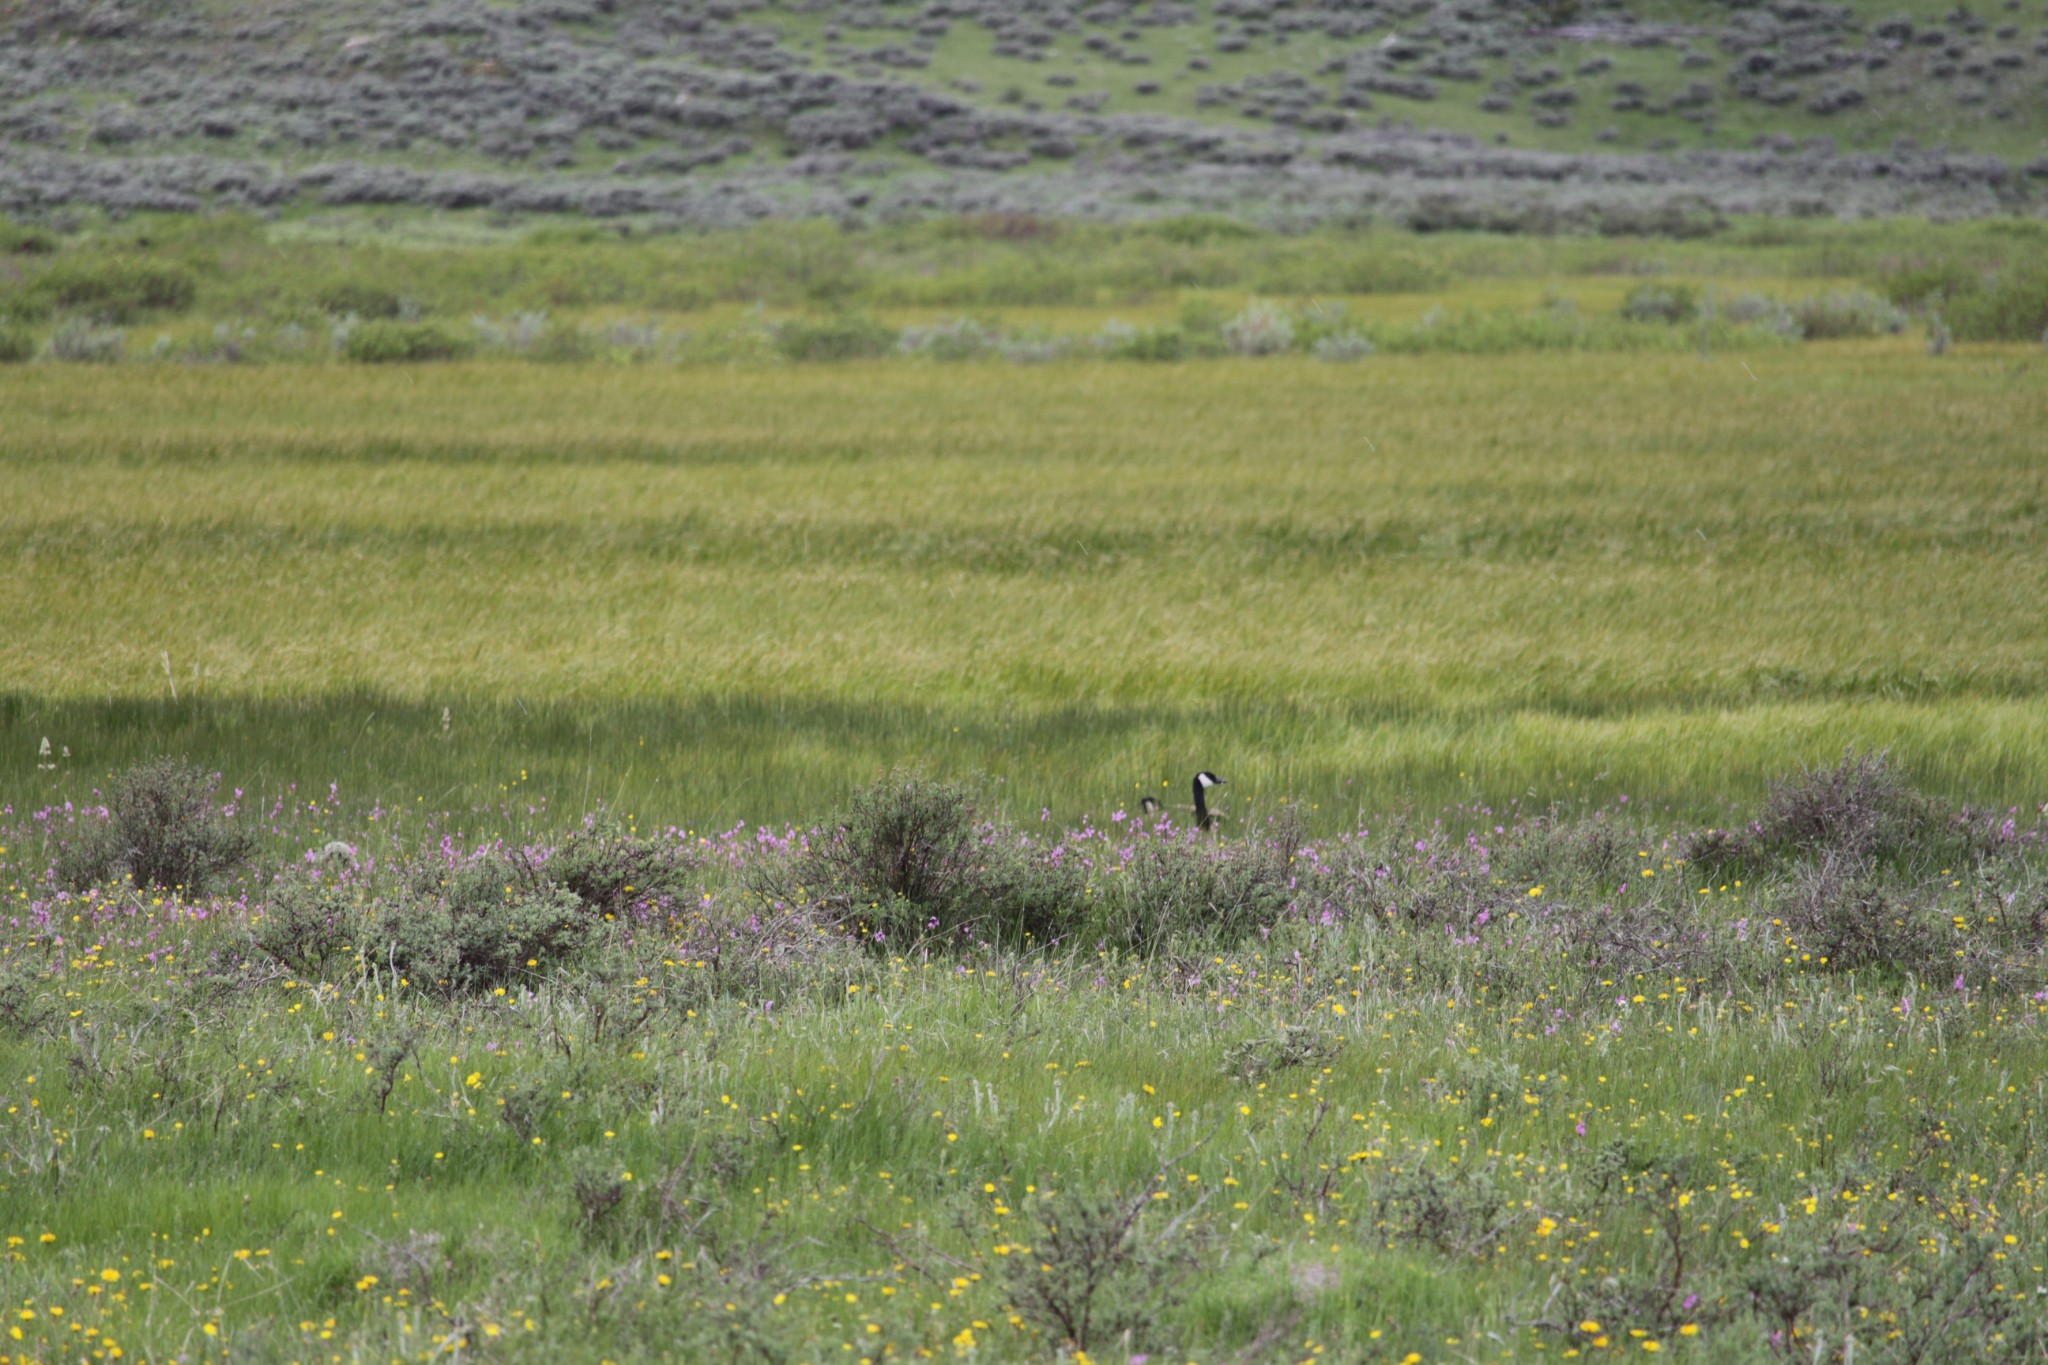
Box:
2;0;2045;225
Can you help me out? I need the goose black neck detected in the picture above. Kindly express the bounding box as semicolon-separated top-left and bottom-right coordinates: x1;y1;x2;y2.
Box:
1193;776;1211;831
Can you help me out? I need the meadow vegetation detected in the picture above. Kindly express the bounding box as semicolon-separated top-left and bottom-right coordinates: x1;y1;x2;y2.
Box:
2;754;2047;1363
2;248;2044;826
2;210;2046;1362
4;0;2046;226
3;213;2048;367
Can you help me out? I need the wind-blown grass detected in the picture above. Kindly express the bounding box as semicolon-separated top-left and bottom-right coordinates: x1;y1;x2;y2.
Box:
3;347;2045;826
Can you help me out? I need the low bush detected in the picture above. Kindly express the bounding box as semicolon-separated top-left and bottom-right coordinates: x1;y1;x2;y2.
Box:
544;813;695;919
341;320;473;363
0;958;58;1039
1789;289;1907;339
1681;752;1975;879
371;853;600;992
55;758;255;895
1619;283;1698;323
1006;1186;1203;1353
32;257;197;322
1222;1023;1342;1082
314;280;404;319
1753;751;1951;864
48;317;124;362
1249;247;1448;295
1373;1161;1521;1259
1493;814;1643;894
1083;819;1302;953
0;322;34;363
1878;260;1983;308
1945;265;2048;342
1221;302;1295;356
773;773;964;945
1721;291;1801;338
250;873;361;978
765;772;1086;949
1146;215;1259;246
1098;321;1214;361
898;317;998;359
1311;329;1374;361
1770;854;1942;974
773;312;897;362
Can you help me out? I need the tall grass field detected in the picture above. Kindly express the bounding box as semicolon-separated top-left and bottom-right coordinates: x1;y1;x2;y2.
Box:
3;219;2048;1365
3;341;2045;827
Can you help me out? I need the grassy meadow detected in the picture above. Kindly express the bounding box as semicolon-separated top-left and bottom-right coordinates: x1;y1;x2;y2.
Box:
3;336;2046;829
4;218;2048;1365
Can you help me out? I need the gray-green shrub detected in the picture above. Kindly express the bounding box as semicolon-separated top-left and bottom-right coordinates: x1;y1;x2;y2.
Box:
1620;283;1698;323
372;854;600;992
49;317;125;362
1790;289;1908;339
250;873;360;978
766;771;1086;949
55;758;255;895
1221;302;1295;356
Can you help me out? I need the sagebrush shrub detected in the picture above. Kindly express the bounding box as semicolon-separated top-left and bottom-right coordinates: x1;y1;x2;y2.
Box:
1772;854;1942;974
898;317;997;359
1620;283;1698;323
369;854;600;992
1372;1162;1519;1258
56;758;254;895
1754;752;1949;864
48;317;125;363
250;874;359;978
1006;1188;1197;1352
1790;289;1907;339
1722;291;1800;337
0;958;58;1038
770;772;1087;949
1098;322;1208;361
0;323;33;363
1222;1023;1341;1081
1084;830;1296;952
341;321;472;363
1221;302;1295;355
546;813;693;919
0;220;58;255
528;320;600;363
776;772;979;943
1493;815;1642;892
1311;329;1374;361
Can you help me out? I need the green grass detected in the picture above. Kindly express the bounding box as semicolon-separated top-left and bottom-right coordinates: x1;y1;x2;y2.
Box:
10;212;2047;326
745;0;2048;161
5;216;2048;1364
3;766;2047;1363
1;341;2044;829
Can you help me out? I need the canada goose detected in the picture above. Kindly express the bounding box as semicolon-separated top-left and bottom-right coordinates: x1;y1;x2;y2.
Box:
1193;771;1226;831
1139;796;1161;817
